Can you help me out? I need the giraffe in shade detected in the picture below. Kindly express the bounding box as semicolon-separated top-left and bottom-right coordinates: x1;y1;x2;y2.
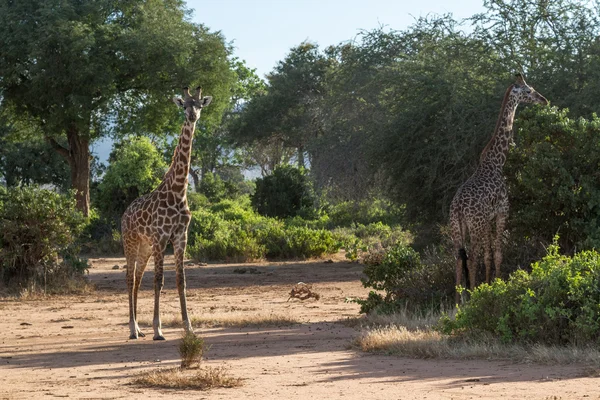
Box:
449;74;548;304
121;86;212;340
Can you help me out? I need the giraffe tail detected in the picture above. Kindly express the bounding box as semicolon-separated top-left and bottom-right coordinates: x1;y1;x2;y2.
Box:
458;248;470;289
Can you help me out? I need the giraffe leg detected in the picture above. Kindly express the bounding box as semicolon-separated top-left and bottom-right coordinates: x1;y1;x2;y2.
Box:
152;238;168;340
125;238;140;339
467;238;479;292
132;241;152;338
494;212;507;280
173;232;193;334
483;227;493;284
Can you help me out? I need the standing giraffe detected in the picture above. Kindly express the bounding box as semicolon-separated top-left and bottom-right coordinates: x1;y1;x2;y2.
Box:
449;74;547;303
121;86;212;340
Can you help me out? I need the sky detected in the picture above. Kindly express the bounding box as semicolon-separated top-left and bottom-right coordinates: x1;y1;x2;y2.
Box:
93;0;486;163
186;0;486;79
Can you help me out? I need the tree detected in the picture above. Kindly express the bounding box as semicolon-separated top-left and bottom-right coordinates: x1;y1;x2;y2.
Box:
0;0;235;215
229;42;330;170
251;165;315;219
95;136;167;222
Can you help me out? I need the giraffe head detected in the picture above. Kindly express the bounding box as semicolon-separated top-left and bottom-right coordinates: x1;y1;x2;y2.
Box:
172;86;212;123
511;74;548;105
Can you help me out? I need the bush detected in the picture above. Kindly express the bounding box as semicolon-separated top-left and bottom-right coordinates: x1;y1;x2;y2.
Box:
251;165;316;219
0;186;86;288
79;209;123;255
187;227;266;263
356;243;454;314
258;225;340;259
445;240;600;345
507;107;600;254
325;199;405;228
186;199;341;262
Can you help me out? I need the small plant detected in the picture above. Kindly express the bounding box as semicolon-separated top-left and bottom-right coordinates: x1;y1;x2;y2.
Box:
179;331;205;369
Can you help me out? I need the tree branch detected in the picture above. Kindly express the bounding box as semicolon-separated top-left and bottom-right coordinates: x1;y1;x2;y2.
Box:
45;136;71;161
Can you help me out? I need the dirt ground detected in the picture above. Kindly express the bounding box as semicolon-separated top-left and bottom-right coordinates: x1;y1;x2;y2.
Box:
1;255;599;400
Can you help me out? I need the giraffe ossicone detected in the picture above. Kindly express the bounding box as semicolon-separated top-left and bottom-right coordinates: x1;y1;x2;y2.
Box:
449;74;548;304
121;86;212;340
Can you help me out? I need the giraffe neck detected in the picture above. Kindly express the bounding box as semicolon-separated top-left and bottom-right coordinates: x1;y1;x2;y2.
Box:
479;86;519;171
164;120;196;198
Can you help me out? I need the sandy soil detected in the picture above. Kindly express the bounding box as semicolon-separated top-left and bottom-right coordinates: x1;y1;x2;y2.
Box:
1;255;599;400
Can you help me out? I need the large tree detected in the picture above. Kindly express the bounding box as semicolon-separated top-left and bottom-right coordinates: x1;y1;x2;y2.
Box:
0;0;235;215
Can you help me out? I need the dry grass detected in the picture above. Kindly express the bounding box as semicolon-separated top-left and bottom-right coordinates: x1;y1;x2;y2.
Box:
355;325;600;367
133;366;242;390
139;311;299;329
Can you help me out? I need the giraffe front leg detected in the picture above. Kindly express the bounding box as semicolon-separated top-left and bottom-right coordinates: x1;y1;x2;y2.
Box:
152;238;168;340
494;212;508;280
132;242;152;338
173;232;193;334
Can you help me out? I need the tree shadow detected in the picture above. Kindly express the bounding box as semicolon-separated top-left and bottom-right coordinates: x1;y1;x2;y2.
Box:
2;320;588;387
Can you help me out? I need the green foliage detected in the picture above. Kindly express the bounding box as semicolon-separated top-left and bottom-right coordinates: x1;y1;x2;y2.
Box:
251;165;316;219
0;186;86;288
357;243;454;314
0;0;237;215
79;208;123;255
325;199;405;228
258;225;339;259
446;241;600;345
197;172;230;203
186;198;340;262
506;107;600;253
95;136;166;222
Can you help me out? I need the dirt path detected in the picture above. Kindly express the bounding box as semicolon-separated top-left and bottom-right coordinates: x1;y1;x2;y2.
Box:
1;256;598;399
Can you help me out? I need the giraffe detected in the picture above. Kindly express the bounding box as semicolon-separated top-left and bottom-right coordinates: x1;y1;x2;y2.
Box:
121;86;212;340
449;74;547;304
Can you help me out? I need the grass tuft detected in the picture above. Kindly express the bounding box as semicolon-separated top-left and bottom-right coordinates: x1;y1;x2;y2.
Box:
179;332;205;369
133;366;242;390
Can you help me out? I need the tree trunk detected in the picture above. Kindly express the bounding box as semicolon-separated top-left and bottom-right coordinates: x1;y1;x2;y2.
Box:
47;125;91;216
190;168;200;192
297;145;305;169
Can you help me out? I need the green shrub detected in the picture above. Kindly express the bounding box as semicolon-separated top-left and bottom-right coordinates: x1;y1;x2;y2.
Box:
446;240;600;345
357;243;454;314
187;227;266;263
251;165;316;219
187;203;340;261
187;191;209;212
0;186;86;288
257;225;339;259
325;199;404;228
79;209;122;255
507;107;600;254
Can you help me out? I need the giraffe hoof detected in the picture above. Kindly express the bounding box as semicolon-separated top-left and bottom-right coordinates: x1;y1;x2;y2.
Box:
153;335;166;341
138;331;146;338
129;333;138;340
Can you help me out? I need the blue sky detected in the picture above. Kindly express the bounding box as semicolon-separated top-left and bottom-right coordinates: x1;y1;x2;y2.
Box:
186;0;486;78
93;0;486;163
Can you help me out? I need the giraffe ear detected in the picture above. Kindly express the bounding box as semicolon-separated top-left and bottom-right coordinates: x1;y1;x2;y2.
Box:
172;97;185;107
200;96;212;108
